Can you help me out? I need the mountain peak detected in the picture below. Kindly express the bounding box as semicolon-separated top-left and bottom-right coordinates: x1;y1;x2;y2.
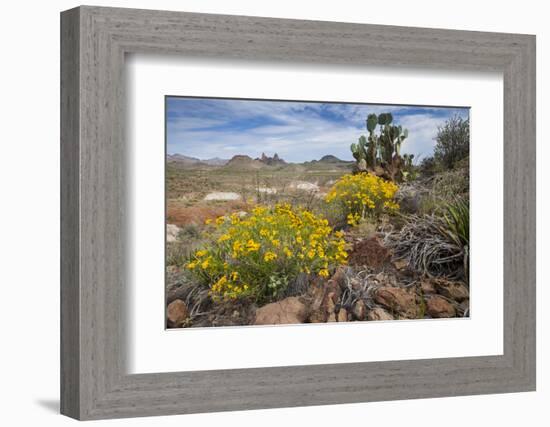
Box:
319;154;343;163
256;152;286;166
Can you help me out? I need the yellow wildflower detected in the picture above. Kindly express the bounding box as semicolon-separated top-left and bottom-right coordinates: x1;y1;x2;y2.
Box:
263;251;277;262
325;173;399;226
188;203;348;300
217;234;230;243
245;239;261;252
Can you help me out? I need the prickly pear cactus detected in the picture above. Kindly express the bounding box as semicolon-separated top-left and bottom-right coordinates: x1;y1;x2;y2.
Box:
350;112;410;182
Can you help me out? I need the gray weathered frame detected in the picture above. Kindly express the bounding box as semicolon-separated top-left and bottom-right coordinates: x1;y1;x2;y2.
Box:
60;5;536;420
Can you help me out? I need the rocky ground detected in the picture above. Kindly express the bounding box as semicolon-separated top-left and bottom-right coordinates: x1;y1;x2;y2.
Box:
166;232;469;328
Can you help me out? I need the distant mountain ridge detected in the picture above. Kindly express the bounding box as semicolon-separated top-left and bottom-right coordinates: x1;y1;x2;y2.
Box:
225;152;287;169
167;153;352;167
167;154;200;164
202;157;228;166
167;154;229;166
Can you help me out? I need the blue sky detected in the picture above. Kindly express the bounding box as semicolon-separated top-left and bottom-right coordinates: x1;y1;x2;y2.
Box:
166;97;469;162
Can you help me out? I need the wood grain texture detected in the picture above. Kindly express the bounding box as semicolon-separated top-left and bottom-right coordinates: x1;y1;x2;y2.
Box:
60;7;80;419
60;6;536;420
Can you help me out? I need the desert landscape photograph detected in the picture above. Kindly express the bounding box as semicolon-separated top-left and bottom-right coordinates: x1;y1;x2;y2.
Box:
165;96;470;328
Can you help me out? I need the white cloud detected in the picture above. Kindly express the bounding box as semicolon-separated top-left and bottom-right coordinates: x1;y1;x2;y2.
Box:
167;98;468;162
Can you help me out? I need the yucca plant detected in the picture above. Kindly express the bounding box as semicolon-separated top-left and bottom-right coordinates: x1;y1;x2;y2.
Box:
439;198;469;278
440;198;469;248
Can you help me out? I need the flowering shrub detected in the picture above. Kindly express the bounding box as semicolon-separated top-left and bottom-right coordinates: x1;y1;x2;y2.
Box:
186;204;348;301
325;173;399;226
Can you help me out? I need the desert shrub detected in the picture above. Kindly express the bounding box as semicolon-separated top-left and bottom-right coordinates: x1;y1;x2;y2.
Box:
325;173;399;226
178;223;201;240
434;115;470;169
166;243;186;267
409;168;469;215
167;241;200;267
418;156;443;177
166;224;204;267
185;204;348;302
431;168;469;198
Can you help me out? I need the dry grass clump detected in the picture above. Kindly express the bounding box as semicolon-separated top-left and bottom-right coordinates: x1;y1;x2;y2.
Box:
396;167;469;216
383;215;464;280
383;198;469;281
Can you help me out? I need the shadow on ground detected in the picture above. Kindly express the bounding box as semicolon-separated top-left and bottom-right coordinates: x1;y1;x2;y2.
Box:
35;399;59;414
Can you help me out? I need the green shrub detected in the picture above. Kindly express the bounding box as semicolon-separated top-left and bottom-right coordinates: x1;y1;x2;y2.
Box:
430;168;469;201
418;156;442;177
167;241;196;267
178;223;201;240
434;115;470;169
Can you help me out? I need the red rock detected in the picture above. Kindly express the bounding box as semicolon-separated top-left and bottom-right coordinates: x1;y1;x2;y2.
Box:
352;300;368;320
254;297;307;325
306;278;345;323
420;280;437;294
330;266;349;291
367;307;394;321
433;279;469;302
307;280;331;323
374;286;417;317
393;258;409;270
167;299;189;327
337;308;348;322
426;296;456;318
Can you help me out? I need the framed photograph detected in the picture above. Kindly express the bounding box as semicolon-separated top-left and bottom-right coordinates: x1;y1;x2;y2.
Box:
165;96;472;328
61;6;536;420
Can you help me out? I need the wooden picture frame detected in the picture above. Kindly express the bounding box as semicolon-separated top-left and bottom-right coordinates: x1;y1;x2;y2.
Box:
60;5;536;420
